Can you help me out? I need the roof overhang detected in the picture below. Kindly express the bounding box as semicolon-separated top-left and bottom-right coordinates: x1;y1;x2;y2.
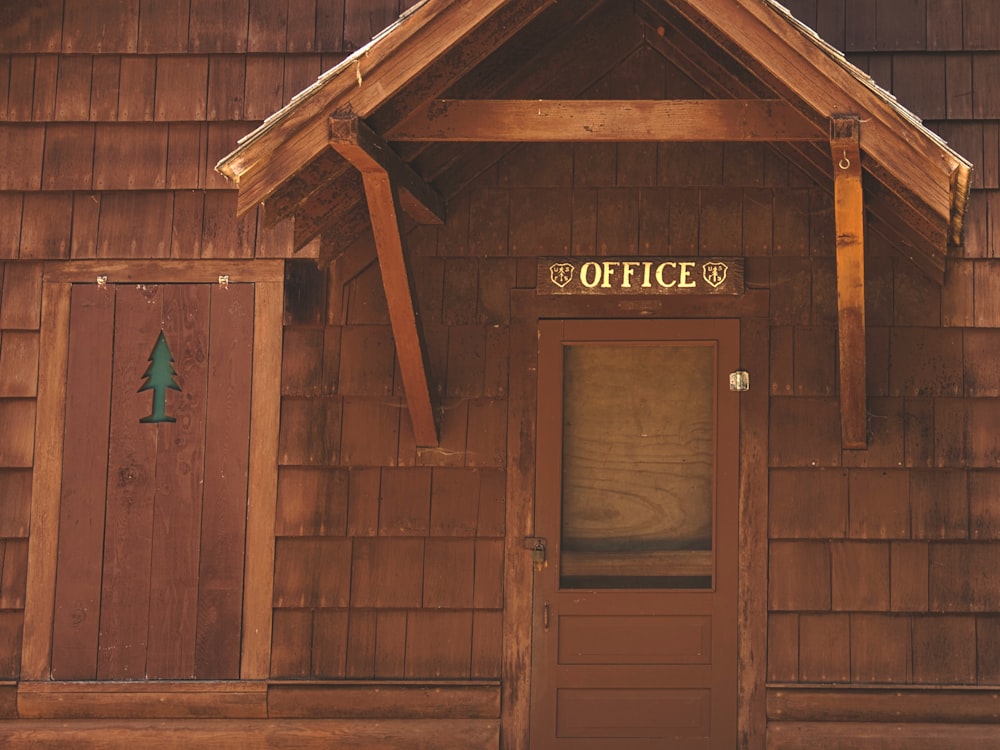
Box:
216;0;973;450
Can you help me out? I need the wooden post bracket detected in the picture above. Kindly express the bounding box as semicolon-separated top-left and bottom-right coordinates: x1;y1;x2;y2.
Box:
831;115;867;450
329;114;440;446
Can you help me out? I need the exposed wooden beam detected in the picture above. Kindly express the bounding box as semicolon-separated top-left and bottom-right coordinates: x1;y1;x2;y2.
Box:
390;99;822;142
330;114;445;225
831;116;867;450
329;115;439;447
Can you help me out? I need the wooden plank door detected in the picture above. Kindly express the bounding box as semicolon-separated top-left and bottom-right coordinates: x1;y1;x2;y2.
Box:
530;318;739;749
50;282;254;680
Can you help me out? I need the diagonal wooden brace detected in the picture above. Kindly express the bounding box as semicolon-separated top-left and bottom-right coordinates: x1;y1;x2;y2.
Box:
330;115;440;446
831;115;867;449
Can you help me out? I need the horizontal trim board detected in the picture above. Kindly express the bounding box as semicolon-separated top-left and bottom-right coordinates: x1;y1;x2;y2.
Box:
767;686;1000;723
391;99;823;142
767;721;1000;750
17;682;267;720
267;682;501;719
0;718;499;749
43;260;286;284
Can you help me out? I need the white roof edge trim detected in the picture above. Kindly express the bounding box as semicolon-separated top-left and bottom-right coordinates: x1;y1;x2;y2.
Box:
764;0;972;171
232;0;431;150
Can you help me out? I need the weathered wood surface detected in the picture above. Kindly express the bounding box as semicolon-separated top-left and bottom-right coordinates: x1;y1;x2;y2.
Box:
768;687;1000;723
97;285;162;679
50;285;114;679
767;721;1000;750
197;283;254;679
242;279;282;678
0;718;499;749
739;315;769;749
267;682;500;719
831;116;867;449
392;99;822;142
17;681;267;719
146;283;211;679
327;116;441;445
20;281;71;680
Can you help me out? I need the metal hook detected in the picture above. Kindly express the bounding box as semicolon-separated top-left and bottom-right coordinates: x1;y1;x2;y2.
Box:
839;150;851;170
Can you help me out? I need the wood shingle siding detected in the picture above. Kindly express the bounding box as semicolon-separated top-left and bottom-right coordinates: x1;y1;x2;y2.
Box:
2;0;1000;746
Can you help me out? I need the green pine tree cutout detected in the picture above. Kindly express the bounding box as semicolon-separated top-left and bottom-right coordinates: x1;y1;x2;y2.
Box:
138;330;181;423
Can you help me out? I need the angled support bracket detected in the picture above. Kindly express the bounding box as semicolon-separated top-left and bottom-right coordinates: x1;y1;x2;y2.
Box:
330;114;440;446
831;115;867;450
329;113;445;225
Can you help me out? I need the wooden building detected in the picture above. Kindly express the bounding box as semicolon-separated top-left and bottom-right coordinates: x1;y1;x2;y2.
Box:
0;0;998;747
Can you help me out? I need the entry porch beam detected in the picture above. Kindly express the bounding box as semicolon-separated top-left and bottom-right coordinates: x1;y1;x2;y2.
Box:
832;115;867;450
391;99;823;142
329;114;439;446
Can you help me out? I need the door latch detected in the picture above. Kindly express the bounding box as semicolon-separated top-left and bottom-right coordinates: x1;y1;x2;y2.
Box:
523;537;547;571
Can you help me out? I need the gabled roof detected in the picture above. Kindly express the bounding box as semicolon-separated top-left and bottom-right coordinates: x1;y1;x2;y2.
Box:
216;0;973;450
216;0;971;282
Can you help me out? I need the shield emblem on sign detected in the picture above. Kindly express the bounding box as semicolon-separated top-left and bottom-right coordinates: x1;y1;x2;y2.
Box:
549;262;575;289
703;261;728;289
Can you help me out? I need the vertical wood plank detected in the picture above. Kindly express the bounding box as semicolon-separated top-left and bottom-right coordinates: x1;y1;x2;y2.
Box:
145;284;210;679
0;470;31;538
0;400;36;467
851;613;911;683
501;290;536;750
0;262;43;330
50;284;114;680
344;609;375;678
242;280;282;679
832;118;867;449
196;282;253;679
0;331;40;397
472;609;502;679
404;610;472;679
97;284;162;680
374;610;407;678
269;608;312;678
740;316;768;749
798;614;850;682
912;615;976;683
767;613;799;682
312;609;348;678
20;281;70;680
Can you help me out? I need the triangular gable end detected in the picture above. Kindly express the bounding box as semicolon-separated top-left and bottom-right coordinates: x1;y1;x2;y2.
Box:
216;0;972;450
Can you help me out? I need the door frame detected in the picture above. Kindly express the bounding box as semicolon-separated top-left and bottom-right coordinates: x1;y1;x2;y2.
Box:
22;260;284;682
502;289;769;750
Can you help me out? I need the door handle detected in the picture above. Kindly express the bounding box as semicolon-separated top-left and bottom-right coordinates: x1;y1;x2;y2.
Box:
543;601;550;631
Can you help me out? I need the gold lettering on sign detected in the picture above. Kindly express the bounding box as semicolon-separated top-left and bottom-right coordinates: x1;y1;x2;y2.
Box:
539;258;743;296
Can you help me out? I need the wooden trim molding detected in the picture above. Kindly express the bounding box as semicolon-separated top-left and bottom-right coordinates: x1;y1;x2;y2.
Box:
20;281;72;681
42;260;286;284
504;292;769;748
0;718;499;749
20;264;283;682
392;99;823;142
831;116;867;450
241;279;283;678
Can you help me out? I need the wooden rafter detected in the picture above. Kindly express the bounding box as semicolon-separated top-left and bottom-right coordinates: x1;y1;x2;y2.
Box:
831;115;867;450
391;99;822;142
329;115;439;446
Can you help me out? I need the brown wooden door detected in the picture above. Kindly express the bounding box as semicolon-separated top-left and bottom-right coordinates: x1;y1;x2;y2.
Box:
530;318;739;749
